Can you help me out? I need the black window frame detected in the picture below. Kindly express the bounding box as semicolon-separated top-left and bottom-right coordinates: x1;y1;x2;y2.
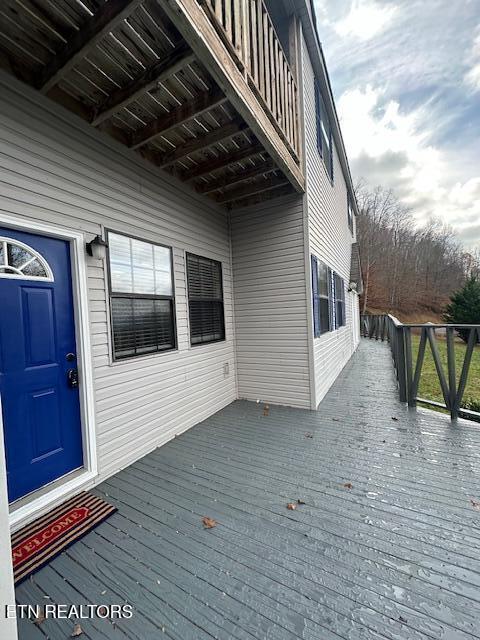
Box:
186;252;225;347
314;81;334;183
106;230;177;361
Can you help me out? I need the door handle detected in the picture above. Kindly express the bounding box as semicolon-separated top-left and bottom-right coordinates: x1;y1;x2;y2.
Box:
67;368;79;389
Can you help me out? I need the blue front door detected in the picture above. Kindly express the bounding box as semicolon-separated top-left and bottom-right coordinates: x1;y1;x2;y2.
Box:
0;227;83;502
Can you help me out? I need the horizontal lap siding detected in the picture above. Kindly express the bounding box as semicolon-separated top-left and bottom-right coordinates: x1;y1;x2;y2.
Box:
0;72;236;481
231;195;311;409
301;35;360;406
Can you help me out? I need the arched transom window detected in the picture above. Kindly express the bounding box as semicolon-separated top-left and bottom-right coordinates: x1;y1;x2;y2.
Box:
0;238;53;281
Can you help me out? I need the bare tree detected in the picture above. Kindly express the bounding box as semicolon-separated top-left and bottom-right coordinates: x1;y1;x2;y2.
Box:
355;182;409;313
355;183;470;318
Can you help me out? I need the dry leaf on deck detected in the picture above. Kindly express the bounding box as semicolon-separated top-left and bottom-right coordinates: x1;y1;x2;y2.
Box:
263;404;270;416
343;482;353;490
286;503;297;510
71;623;83;637
202;516;217;529
34;610;45;626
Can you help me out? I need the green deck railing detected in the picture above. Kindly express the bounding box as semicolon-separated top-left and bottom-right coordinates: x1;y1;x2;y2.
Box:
361;314;480;421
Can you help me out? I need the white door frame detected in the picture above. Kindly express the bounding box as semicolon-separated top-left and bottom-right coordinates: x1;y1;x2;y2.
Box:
0;213;97;530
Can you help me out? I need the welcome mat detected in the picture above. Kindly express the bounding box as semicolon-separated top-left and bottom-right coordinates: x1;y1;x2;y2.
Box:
12;492;117;585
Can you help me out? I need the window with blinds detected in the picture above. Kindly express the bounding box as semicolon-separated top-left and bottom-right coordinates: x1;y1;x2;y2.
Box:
186;253;225;346
107;231;176;360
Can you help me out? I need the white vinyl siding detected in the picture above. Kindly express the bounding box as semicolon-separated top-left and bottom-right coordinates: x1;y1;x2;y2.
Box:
301;32;360;406
0;72;236;482
230;195;311;409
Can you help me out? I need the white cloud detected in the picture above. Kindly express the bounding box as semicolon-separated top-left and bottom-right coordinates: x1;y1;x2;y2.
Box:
334;1;398;41
337;85;480;246
464;30;480;92
313;0;480;245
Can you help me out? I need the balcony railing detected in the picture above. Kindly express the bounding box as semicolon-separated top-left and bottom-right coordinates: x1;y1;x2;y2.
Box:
201;0;300;160
361;314;480;421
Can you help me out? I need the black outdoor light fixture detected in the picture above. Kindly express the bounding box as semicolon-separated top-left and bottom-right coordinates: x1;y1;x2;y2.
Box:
86;234;108;260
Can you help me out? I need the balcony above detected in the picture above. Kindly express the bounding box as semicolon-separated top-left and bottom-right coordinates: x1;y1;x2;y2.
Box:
0;0;305;208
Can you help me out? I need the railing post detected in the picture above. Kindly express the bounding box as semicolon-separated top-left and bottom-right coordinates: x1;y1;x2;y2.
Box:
404;327;415;407
446;327;457;419
396;325;407;403
240;0;250;77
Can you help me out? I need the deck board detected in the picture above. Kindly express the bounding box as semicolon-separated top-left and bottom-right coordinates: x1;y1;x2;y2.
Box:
16;340;480;639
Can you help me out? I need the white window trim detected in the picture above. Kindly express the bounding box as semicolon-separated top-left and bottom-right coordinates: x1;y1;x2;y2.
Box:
106;229;177;363
0;214;97;531
0;236;54;281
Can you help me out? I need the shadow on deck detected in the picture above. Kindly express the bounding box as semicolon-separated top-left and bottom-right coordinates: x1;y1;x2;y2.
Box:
16;340;480;640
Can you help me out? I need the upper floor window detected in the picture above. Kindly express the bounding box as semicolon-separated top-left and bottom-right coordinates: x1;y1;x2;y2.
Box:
314;82;334;182
107;231;176;360
347;198;354;234
186;253;225;346
0;238;52;281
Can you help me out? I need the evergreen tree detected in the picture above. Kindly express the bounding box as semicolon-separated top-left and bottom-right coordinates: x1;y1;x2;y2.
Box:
444;277;480;343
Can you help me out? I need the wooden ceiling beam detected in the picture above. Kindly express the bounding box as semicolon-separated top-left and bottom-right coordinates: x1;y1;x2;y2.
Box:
184;143;264;181
38;0;144;94
228;185;295;209
196;159;276;194
162;0;305;193
215;175;288;204
92;43;195;126
158;120;249;168
130;87;227;149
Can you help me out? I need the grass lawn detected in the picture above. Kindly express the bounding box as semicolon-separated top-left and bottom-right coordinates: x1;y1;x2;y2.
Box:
411;333;480;410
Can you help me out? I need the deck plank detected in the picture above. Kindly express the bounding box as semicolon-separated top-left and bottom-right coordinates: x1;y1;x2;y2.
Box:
16;340;480;639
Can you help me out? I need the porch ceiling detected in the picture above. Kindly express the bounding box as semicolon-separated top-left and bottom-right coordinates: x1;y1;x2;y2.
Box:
0;0;298;208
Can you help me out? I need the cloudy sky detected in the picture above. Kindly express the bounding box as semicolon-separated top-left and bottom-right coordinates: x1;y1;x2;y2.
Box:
313;0;480;248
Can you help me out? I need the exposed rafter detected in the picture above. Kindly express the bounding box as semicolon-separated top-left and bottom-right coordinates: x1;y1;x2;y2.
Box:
228;185;295;209
215;175;288;204
161;0;305;193
130;88;227;149
157;120;249;168
92;44;195;126
196;159;276;194
0;0;306;207
184;144;264;181
38;0;144;94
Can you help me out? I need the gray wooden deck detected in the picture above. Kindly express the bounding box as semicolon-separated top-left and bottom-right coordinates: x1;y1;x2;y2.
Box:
16;340;480;640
